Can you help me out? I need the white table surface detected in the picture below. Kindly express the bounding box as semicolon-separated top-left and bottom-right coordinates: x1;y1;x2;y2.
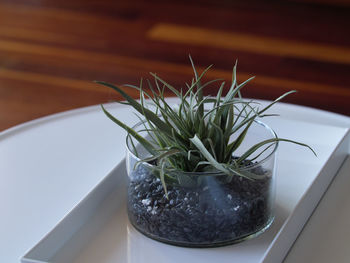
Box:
1;98;349;263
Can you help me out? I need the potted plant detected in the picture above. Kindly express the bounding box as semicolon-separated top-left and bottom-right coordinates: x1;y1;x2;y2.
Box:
97;57;315;247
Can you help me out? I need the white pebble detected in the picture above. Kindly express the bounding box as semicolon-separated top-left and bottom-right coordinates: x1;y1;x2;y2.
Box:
151;208;157;215
227;194;232;200
142;199;151;206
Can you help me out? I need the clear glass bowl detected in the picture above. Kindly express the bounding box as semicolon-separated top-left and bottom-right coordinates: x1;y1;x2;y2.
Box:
126;120;277;247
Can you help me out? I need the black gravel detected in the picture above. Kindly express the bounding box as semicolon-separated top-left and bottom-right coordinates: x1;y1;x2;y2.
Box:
127;164;273;247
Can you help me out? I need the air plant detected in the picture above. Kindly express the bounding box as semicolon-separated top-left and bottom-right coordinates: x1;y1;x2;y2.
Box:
97;57;315;195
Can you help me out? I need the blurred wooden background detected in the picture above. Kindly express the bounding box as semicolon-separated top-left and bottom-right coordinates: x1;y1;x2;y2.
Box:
0;0;349;131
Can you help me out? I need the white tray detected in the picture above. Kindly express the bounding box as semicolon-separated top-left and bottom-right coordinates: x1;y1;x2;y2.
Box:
20;114;350;263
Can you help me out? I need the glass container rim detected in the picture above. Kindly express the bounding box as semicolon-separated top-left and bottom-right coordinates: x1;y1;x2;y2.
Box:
125;118;278;176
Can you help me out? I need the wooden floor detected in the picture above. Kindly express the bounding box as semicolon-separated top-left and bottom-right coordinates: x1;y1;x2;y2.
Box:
0;0;349;131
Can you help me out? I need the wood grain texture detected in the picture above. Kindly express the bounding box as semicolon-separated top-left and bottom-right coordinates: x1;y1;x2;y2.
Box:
148;23;350;64
0;0;349;131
